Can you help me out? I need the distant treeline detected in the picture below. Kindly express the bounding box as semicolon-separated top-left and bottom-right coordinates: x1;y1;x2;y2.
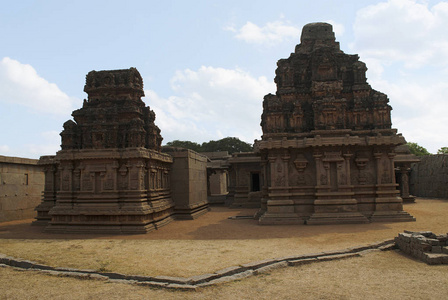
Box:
164;137;253;154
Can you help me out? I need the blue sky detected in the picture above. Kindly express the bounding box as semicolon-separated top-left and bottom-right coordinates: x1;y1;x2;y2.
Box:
1;0;447;158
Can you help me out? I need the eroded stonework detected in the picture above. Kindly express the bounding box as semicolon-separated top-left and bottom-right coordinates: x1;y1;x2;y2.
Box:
258;23;415;224
34;68;174;233
61;68;162;151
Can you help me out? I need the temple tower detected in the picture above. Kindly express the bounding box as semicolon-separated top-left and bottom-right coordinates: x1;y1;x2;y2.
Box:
35;68;175;233
258;23;415;225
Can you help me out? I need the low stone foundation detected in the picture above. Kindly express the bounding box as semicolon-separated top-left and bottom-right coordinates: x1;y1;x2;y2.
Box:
395;231;448;265
0;238;394;290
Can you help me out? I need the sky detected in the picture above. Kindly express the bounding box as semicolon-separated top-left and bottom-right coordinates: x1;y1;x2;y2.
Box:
0;0;447;159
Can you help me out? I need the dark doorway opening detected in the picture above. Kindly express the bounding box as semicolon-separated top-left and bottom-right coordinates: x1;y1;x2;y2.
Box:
251;173;261;192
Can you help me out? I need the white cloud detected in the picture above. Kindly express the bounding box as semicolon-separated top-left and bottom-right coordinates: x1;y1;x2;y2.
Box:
0;145;10;154
0;57;78;115
375;79;448;151
145;66;275;145
324;20;345;38
351;0;448;153
352;0;448;68
229;19;345;46
230;20;301;45
28;130;61;154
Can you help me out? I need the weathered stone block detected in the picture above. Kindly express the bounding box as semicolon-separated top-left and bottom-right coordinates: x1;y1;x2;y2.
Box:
432;246;442;253
166;283;198;291
424;253;445;265
241;258;278;270
214;266;245;277
187;273;218;284
288;258;318;266
427;239;440;246
253;261;288;275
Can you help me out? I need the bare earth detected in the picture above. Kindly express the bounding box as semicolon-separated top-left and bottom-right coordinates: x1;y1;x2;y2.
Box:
1;198;447;299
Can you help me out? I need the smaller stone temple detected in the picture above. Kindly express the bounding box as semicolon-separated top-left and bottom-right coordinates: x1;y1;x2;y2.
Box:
34;68;204;233
256;22;415;225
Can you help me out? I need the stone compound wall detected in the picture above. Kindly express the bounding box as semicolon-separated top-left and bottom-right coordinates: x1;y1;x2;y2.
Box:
163;148;209;219
0;156;44;222
410;154;448;198
395;231;448;265
209;170;227;195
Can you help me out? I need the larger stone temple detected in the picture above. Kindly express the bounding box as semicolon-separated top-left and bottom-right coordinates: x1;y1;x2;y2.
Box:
256;22;415;224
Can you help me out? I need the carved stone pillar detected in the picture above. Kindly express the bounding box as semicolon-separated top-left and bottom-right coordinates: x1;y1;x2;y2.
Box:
343;153;352;185
373;151;383;184
314;151;324;186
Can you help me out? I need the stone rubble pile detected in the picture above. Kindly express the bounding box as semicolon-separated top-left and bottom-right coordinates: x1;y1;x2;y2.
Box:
395;231;448;265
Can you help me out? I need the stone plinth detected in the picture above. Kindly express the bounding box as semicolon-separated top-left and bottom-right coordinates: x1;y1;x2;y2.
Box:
163;147;209;219
41;148;174;233
258;23;415;225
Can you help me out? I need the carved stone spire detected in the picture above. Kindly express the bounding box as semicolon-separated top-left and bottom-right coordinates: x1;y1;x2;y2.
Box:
60;68;162;151
262;22;392;136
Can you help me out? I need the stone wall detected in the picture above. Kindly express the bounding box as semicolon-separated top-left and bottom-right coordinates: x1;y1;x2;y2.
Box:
410;154;448;198
227;152;263;208
209;170;227;195
163;148;209;219
0;156;44;222
395;231;448;265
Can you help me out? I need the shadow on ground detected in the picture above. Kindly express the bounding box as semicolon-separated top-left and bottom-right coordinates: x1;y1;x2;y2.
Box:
1;198;446;241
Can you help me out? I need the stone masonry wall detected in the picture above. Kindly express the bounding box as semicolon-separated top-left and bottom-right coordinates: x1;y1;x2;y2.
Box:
163;148;209;219
410;154;448;198
0;156;44;222
395;231;448;265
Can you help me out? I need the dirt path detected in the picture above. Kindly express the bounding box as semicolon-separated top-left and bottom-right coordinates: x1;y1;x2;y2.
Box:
1;198;447;299
0;198;447;278
1;198;446;241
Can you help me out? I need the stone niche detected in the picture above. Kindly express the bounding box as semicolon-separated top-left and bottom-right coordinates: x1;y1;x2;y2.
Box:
34;68;175;233
202;151;231;205
258;23;415;225
227;152;264;208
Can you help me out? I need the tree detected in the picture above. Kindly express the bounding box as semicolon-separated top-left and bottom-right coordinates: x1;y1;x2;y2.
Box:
165;140;202;152
164;137;253;154
437;147;448;154
407;142;430;157
201;137;253;154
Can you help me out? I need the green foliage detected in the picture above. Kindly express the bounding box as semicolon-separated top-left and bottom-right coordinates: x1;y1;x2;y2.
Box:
165;140;202;152
164;137;253;154
437;147;448;154
407;142;431;156
201;137;253;154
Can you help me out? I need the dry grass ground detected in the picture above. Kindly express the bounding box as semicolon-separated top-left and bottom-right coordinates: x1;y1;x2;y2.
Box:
1;251;447;299
1;198;447;299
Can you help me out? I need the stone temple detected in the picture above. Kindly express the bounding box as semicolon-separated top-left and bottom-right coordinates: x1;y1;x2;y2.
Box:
29;22;416;233
35;68;184;233
256;22;415;224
